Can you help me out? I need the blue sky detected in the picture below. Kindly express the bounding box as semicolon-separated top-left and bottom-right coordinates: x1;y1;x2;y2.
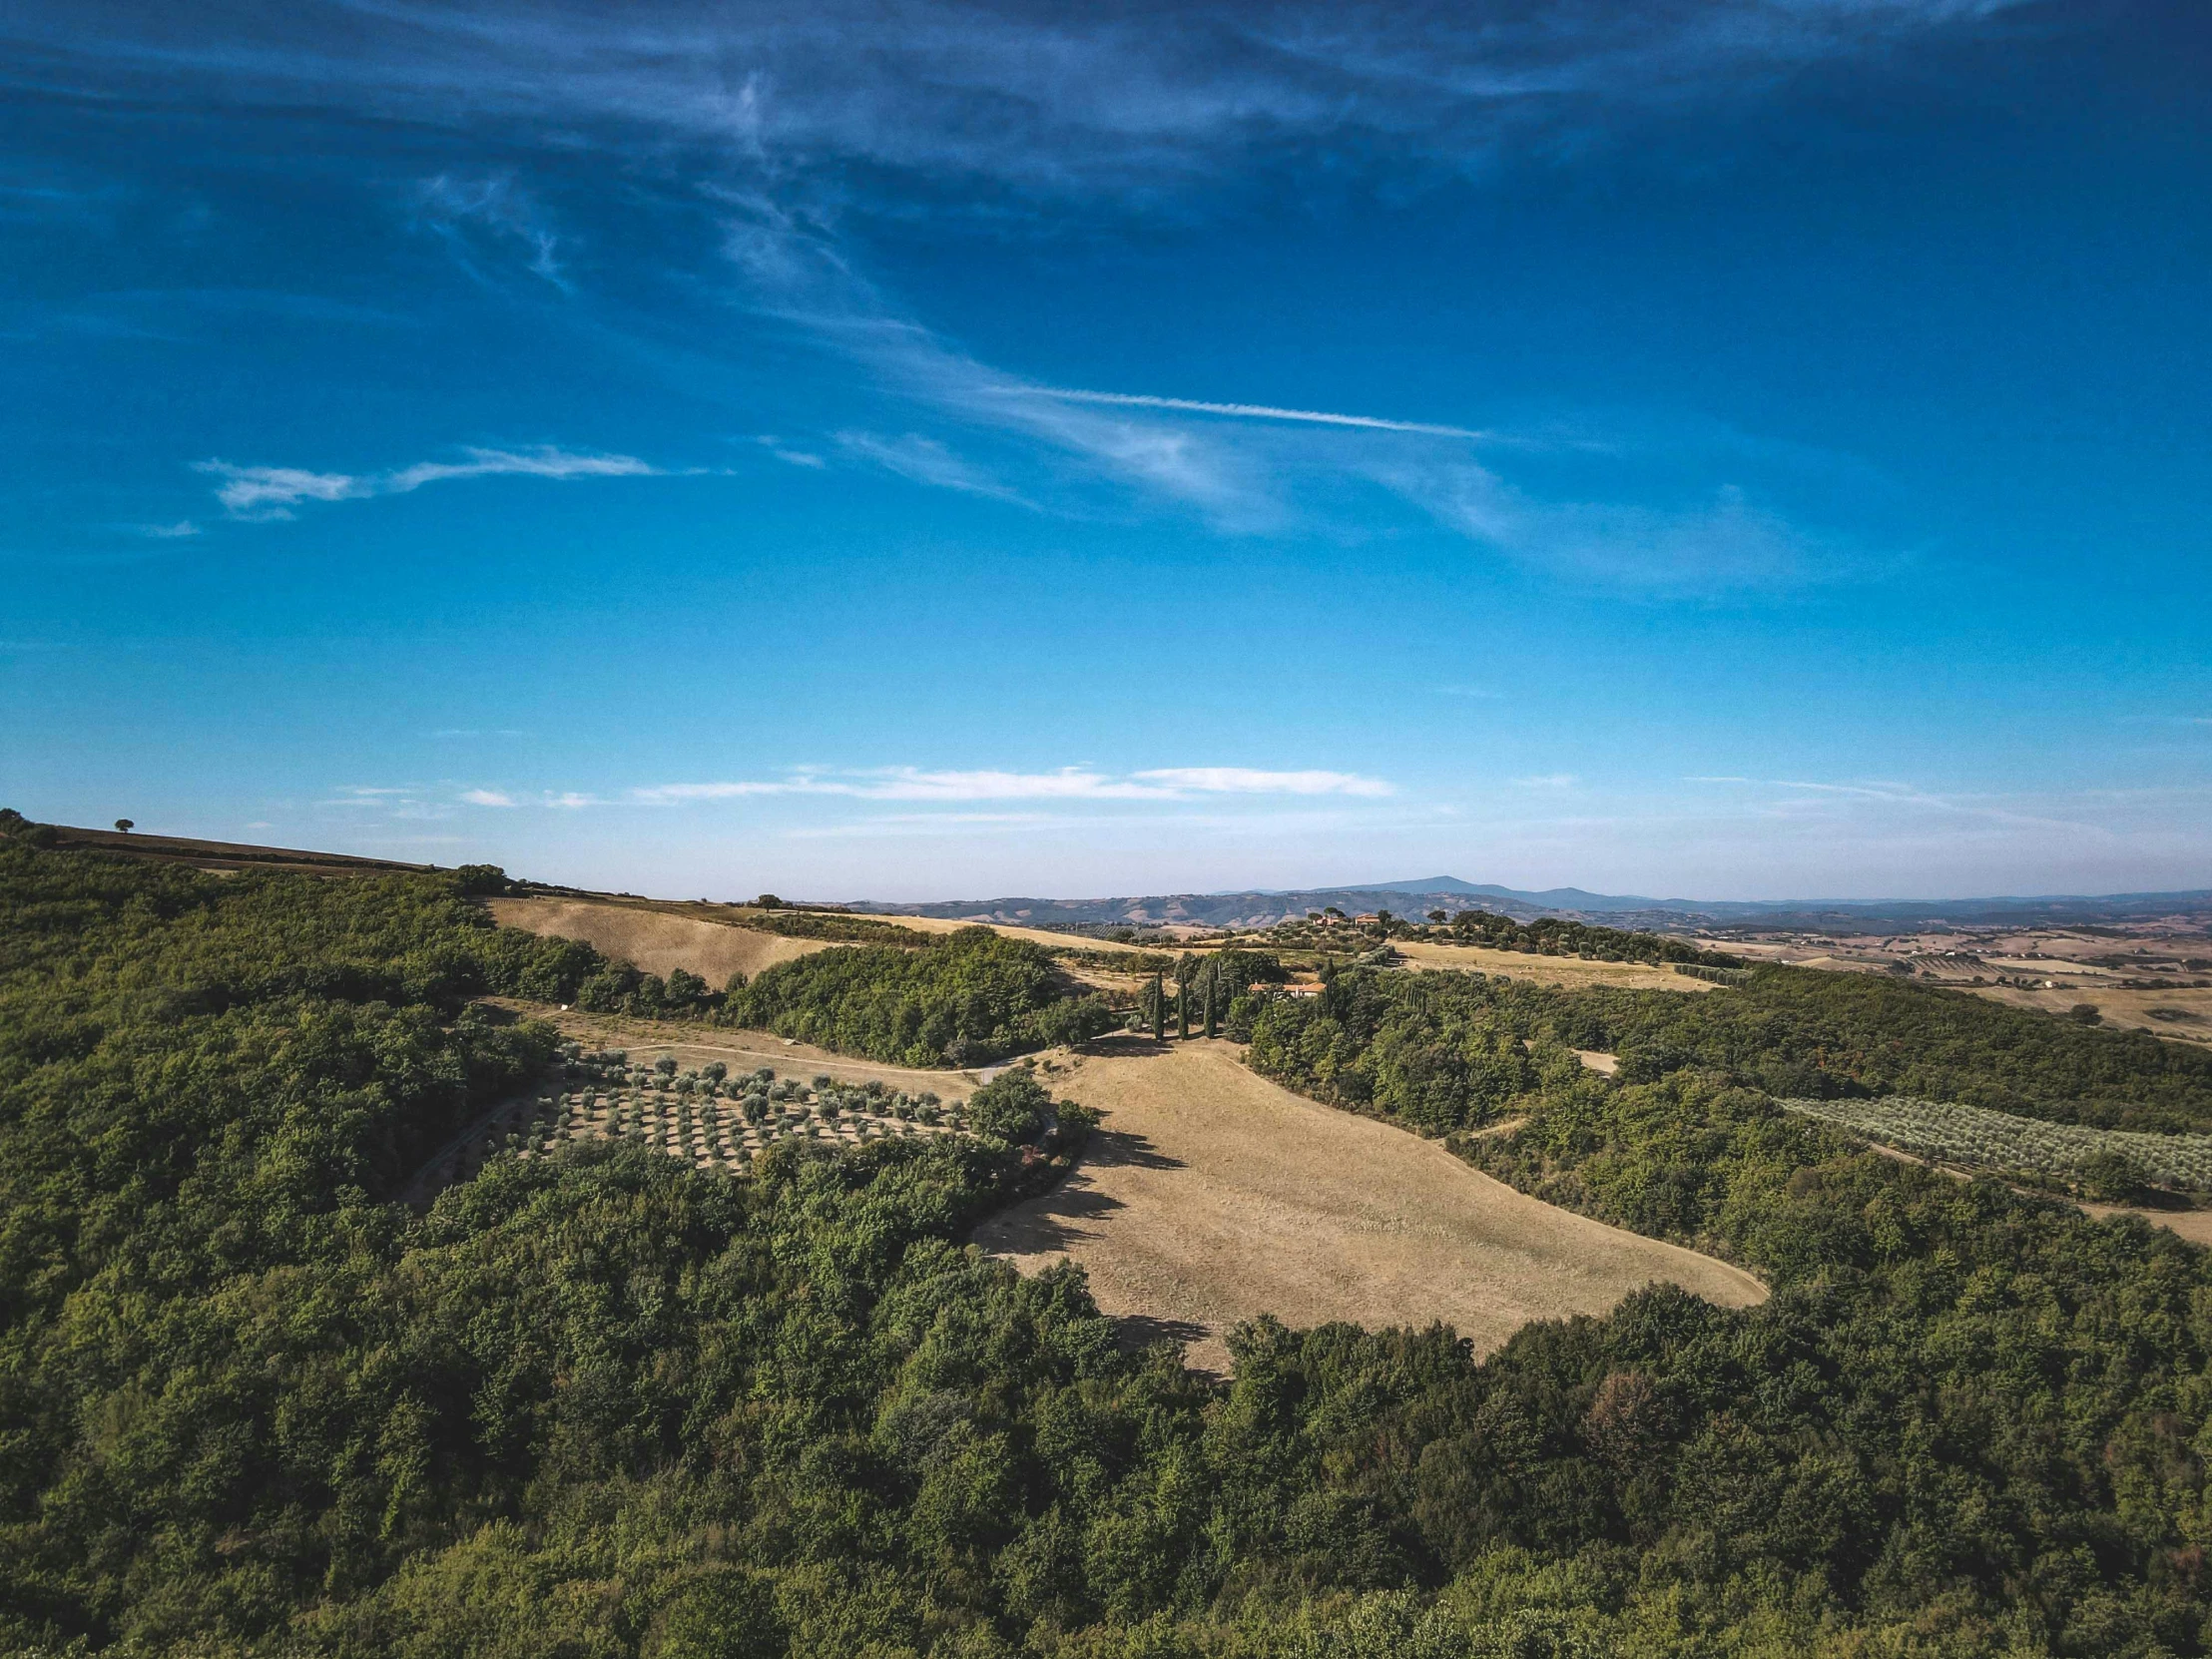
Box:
4;0;2208;901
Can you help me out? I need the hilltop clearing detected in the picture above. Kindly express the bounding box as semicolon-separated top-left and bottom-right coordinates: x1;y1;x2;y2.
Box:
487;894;828;984
975;1037;1764;1373
1387;936;1713;992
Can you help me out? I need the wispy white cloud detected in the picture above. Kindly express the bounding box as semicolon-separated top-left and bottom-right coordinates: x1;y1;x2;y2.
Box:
1133;767;1393;798
702;196;1876;580
1684;773;2111;838
52;2;1945;582
1381;467;1864;592
757;435;827;468
1002;387;1489;440
1512;773;1579;790
833;431;1029;504
133;519;202;539
416;172;569;290
29;3;2028;198
196;445;657;520
200;464;366;519
631;765;1393;805
460;788;517;807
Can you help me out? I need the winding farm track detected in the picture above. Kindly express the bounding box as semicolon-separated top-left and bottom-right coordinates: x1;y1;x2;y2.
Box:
975;1037;1767;1374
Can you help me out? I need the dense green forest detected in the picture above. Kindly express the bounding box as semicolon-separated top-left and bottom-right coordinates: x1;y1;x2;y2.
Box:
729;908;935;945
1249;963;2212;1134
1432;910;1744;969
1266;908;1740;970
4;837;2211;1657
721;929;1117;1066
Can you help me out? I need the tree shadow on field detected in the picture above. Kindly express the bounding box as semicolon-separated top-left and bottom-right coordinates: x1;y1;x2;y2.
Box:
974;1171;1124;1254
971;1130;1183;1255
1074;1033;1174;1058
1114;1313;1212;1356
1083;1128;1183;1171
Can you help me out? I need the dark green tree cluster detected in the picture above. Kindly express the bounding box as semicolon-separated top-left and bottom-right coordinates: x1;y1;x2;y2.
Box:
1560;965;2212;1132
733;908;935;944
1438;909;1743;968
1247;969;1555;1131
723;927;1116;1067
1250;963;2212;1135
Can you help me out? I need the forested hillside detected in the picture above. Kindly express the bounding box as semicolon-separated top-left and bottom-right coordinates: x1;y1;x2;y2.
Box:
4;838;2211;1657
1249;962;2212;1134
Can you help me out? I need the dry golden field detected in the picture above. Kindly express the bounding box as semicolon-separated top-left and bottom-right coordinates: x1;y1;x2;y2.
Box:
972;1037;1765;1373
1723;928;2212;1047
1969;981;2212;1047
491;1001;991;1091
488;896;830;984
1386;938;1715;992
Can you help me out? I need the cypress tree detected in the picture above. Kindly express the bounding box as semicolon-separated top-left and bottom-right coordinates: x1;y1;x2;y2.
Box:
1178;976;1190;1040
1203;970;1217;1039
1151;972;1165;1041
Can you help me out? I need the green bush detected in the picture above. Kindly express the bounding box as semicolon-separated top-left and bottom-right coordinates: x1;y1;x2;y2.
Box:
723;926;1116;1065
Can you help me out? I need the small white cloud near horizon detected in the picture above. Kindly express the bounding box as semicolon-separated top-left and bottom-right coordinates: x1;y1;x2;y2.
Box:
196;445;659;520
1133;767;1392;798
757;435;828;468
460;789;518;807
630;765;1393;805
135;519;202;538
1512;773;1579;790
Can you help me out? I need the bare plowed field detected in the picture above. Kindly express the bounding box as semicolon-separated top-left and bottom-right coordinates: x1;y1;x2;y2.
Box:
488;896;827;983
975;1038;1765;1373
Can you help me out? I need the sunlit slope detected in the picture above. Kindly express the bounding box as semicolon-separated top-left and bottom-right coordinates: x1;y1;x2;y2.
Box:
975;1038;1766;1373
487;895;827;984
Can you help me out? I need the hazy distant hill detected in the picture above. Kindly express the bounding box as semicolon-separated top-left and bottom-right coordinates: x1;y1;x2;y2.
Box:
854;879;2212;933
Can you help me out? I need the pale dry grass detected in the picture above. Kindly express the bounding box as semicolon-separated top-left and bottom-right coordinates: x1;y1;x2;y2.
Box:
1971;982;2212;1047
509;1003;994;1090
1387;938;1715;993
488;896;828;984
974;1038;1765;1374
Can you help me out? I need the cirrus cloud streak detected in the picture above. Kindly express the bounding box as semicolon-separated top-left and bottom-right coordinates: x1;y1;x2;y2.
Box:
628;766;1393;805
196;444;659;520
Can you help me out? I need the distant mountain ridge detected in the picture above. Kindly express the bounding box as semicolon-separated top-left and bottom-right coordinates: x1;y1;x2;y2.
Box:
852;879;2212;932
